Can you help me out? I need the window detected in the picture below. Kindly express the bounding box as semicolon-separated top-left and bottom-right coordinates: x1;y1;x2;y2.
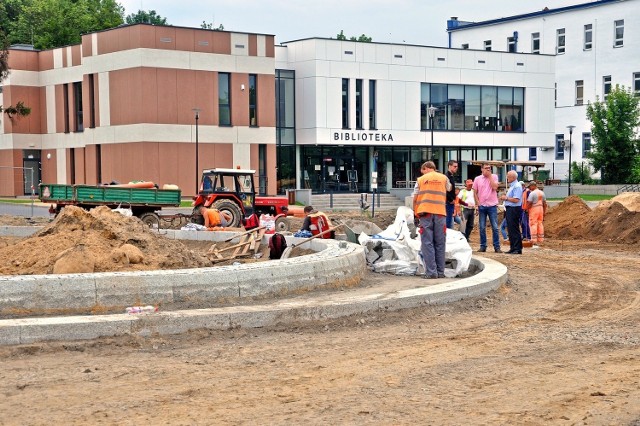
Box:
420;83;430;130
73;82;83;132
507;36;516;53
63;83;69;133
555;134;565;160
531;32;540;54
218;72;231;126
575;80;584;105
529;147;537;161
582;133;591;156
484;40;491;51
355;79;363;129
614;19;624;47
584;24;593;50
88;74;96;129
461;43;469;49
341;78;349;129
369;80;376;129
634;72;640;96
603;76;612;100
556;28;565;54
448;85;465;131
249;74;257;127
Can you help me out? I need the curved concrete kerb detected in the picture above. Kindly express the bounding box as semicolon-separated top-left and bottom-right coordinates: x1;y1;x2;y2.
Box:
0;227;366;316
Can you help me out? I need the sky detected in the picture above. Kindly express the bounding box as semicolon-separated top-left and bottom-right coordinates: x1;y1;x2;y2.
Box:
118;0;584;46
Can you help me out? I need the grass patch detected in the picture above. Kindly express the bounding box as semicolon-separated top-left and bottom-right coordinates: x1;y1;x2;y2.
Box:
0;198;39;204
548;194;614;202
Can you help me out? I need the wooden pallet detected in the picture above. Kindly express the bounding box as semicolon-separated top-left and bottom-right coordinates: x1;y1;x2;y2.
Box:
207;227;267;262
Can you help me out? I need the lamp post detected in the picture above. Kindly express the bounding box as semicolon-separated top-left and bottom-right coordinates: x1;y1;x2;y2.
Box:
192;108;201;195
428;105;437;167
566;125;575;196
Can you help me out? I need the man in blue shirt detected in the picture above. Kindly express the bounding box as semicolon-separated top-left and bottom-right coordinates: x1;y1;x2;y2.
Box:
500;170;524;254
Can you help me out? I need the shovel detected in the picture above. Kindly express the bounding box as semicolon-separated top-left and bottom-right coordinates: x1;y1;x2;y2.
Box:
280;226;341;259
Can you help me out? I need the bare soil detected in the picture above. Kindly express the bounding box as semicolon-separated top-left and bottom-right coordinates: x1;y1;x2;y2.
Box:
1;196;640;424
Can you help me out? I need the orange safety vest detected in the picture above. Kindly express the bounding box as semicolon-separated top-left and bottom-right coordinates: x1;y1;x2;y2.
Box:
204;209;222;227
309;212;332;238
414;171;447;216
521;188;531;209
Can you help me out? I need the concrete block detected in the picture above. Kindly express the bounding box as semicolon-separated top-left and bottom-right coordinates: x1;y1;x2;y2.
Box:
0;323;21;345
227;306;286;329
171;269;240;304
366;249;380;263
381;248;395;261
18;315;133;344
0;275;96;313
238;260;320;298
131;310;231;336
95;271;174;308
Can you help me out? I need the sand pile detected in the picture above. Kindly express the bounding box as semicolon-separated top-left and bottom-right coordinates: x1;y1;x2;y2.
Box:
545;193;640;244
0;206;211;275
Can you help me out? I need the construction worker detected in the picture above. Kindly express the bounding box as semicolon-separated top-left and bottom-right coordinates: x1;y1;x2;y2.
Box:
300;205;334;238
520;181;532;241
473;163;502;253
413;161;452;279
500;170;523;254
199;206;232;230
526;181;548;248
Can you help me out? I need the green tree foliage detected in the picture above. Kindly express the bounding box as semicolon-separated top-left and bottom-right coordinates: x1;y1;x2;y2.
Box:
200;21;224;31
571;161;594;185
125;9;168;25
586;86;640;184
0;30;31;119
336;30;372;42
8;0;124;49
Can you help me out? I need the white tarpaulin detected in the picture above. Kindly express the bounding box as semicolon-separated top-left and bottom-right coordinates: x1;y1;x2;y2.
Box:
359;206;472;277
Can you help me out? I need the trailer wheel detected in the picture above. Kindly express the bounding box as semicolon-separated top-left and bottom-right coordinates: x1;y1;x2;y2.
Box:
275;216;290;232
211;200;243;227
139;212;160;229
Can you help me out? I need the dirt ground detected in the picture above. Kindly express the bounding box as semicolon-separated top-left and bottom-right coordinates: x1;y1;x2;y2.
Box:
0;196;640;424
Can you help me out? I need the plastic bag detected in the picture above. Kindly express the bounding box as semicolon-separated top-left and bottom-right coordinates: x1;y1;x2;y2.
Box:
259;214;276;233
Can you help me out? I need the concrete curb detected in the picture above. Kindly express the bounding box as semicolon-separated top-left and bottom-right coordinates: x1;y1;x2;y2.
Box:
0;256;507;345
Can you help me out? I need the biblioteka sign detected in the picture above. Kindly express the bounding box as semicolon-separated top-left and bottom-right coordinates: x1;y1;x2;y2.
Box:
333;131;394;142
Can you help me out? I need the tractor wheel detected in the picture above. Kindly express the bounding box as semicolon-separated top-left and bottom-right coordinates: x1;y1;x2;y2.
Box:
139;212;160;229
212;199;243;227
275;216;290;232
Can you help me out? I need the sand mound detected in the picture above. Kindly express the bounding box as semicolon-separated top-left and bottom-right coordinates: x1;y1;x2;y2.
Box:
545;195;640;244
0;206;211;275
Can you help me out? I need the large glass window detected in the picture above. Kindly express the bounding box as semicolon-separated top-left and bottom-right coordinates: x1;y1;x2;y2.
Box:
63;83;69;133
575;80;584;105
448;85;465;131
341;78;349;129
73;82;83;132
431;84;447;130
531;32;540;54
634;72;640;96
512;88;524;131
218;72;231;126
369;80;377;129
88;74;95;128
556;28;566;54
555;134;565;160
420;83;430;130
355;79;363;129
464;85;480;130
529;147;537;161
275;69;296;194
249;74;257;127
614;19;624;47
584;24;593;50
480;86;497;131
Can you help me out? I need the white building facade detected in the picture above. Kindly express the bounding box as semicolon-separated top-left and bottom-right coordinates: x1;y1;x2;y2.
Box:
447;0;639;182
276;38;556;192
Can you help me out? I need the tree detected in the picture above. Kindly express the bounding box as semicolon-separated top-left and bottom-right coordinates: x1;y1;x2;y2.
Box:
9;0;124;49
200;21;224;31
571;161;594;185
336;30;372;42
585;85;640;184
0;30;31;119
125;9;168;25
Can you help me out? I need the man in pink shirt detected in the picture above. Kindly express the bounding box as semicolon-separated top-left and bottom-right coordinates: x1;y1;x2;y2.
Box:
472;163;502;253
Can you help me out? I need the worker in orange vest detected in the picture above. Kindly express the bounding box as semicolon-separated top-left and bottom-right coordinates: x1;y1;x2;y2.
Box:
525;181;548;247
199;206;232;230
413;161;452;279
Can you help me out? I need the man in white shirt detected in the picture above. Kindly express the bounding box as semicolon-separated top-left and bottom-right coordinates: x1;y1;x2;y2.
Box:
457;179;476;241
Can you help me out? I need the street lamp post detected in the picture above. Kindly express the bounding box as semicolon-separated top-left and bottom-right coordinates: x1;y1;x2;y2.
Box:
566;125;575;196
192;108;201;195
428;105;437;167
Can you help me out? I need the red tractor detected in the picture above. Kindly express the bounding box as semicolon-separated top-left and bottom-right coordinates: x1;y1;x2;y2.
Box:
192;168;291;232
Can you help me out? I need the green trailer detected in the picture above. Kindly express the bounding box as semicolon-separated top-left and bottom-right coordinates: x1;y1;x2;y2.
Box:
39;183;182;226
